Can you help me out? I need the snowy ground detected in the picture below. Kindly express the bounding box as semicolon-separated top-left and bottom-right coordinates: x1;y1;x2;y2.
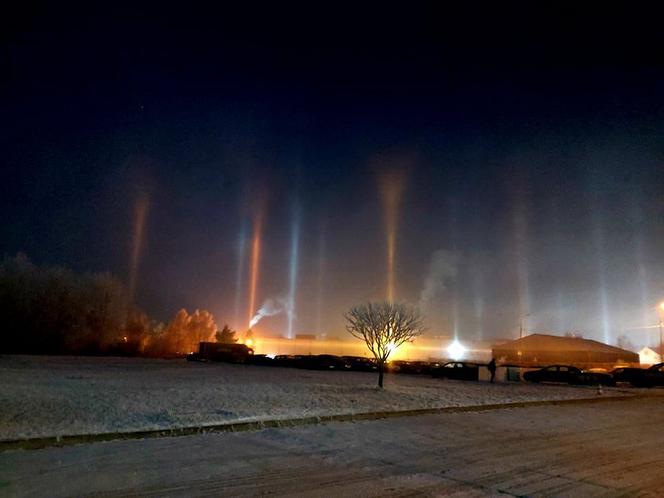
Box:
3;396;663;497
0;355;632;440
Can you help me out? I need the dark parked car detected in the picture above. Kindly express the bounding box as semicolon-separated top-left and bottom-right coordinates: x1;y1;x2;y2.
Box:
273;355;304;368
524;365;614;385
298;354;351;370
342;356;377;372
431;361;480;381
186;352;205;362
249;354;275;366
612;363;664;387
388;360;435;375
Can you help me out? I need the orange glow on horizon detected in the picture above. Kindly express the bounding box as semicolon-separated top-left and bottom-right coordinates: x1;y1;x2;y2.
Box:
245;334;490;362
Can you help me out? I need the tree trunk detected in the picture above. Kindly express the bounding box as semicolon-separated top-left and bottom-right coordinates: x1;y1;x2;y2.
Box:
378;362;384;388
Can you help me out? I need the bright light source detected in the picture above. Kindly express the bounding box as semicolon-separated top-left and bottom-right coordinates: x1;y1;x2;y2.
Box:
266;353;276;359
659;302;664;312
245;338;254;347
447;340;466;360
387;342;397;354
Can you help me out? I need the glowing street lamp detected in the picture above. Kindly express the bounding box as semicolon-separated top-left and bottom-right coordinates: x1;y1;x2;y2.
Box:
447;340;466;360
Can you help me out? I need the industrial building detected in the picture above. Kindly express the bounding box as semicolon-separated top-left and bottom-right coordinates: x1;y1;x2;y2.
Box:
492;333;639;368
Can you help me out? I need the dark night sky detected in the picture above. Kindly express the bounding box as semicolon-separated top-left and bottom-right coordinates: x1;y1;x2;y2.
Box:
3;3;664;345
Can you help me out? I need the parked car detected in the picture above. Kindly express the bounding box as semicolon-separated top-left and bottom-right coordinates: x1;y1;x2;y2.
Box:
298;354;351;370
611;366;642;385
342;356;377;372
186;352;205;362
612;363;664;387
524;365;614;385
431;361;480;381
273;355;304;368
411;361;438;374
388;360;436;375
249;354;275;366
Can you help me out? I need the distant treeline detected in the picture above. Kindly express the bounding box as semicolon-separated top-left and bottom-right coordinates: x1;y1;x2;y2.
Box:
0;255;217;356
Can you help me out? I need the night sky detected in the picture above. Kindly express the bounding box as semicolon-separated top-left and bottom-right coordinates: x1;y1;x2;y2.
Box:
3;4;664;345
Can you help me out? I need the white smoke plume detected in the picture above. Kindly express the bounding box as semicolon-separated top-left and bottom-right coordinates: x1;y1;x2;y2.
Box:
419;250;458;309
249;296;291;328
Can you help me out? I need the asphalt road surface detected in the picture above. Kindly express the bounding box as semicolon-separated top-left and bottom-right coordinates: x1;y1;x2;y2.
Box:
2;396;663;497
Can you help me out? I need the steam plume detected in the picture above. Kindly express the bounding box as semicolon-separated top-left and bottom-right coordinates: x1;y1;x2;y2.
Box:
249;296;290;328
419;250;458;309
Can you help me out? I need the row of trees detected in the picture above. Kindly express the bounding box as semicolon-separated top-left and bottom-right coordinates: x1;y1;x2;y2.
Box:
129;308;218;357
0;255;128;354
0;254;424;390
0;255;222;356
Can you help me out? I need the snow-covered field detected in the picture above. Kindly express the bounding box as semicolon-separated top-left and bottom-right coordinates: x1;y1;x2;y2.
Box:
0;355;628;440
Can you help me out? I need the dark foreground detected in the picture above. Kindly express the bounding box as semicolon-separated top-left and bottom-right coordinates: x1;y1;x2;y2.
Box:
1;396;662;497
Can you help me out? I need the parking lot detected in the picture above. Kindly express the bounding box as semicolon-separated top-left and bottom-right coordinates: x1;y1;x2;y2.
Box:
2;394;662;497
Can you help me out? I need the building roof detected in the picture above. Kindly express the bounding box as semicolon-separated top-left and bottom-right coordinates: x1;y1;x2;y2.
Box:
493;333;636;355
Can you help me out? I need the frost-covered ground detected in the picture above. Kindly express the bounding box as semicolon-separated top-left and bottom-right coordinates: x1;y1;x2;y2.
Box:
0;355;630;440
5;397;662;497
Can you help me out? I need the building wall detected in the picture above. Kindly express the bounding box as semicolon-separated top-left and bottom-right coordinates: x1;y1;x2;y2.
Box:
638;348;661;365
492;348;639;368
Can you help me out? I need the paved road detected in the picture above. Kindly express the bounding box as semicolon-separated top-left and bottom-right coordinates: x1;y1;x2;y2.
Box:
2;396;663;497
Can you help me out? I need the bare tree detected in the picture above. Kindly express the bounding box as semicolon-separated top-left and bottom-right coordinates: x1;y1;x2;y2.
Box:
345;302;425;388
